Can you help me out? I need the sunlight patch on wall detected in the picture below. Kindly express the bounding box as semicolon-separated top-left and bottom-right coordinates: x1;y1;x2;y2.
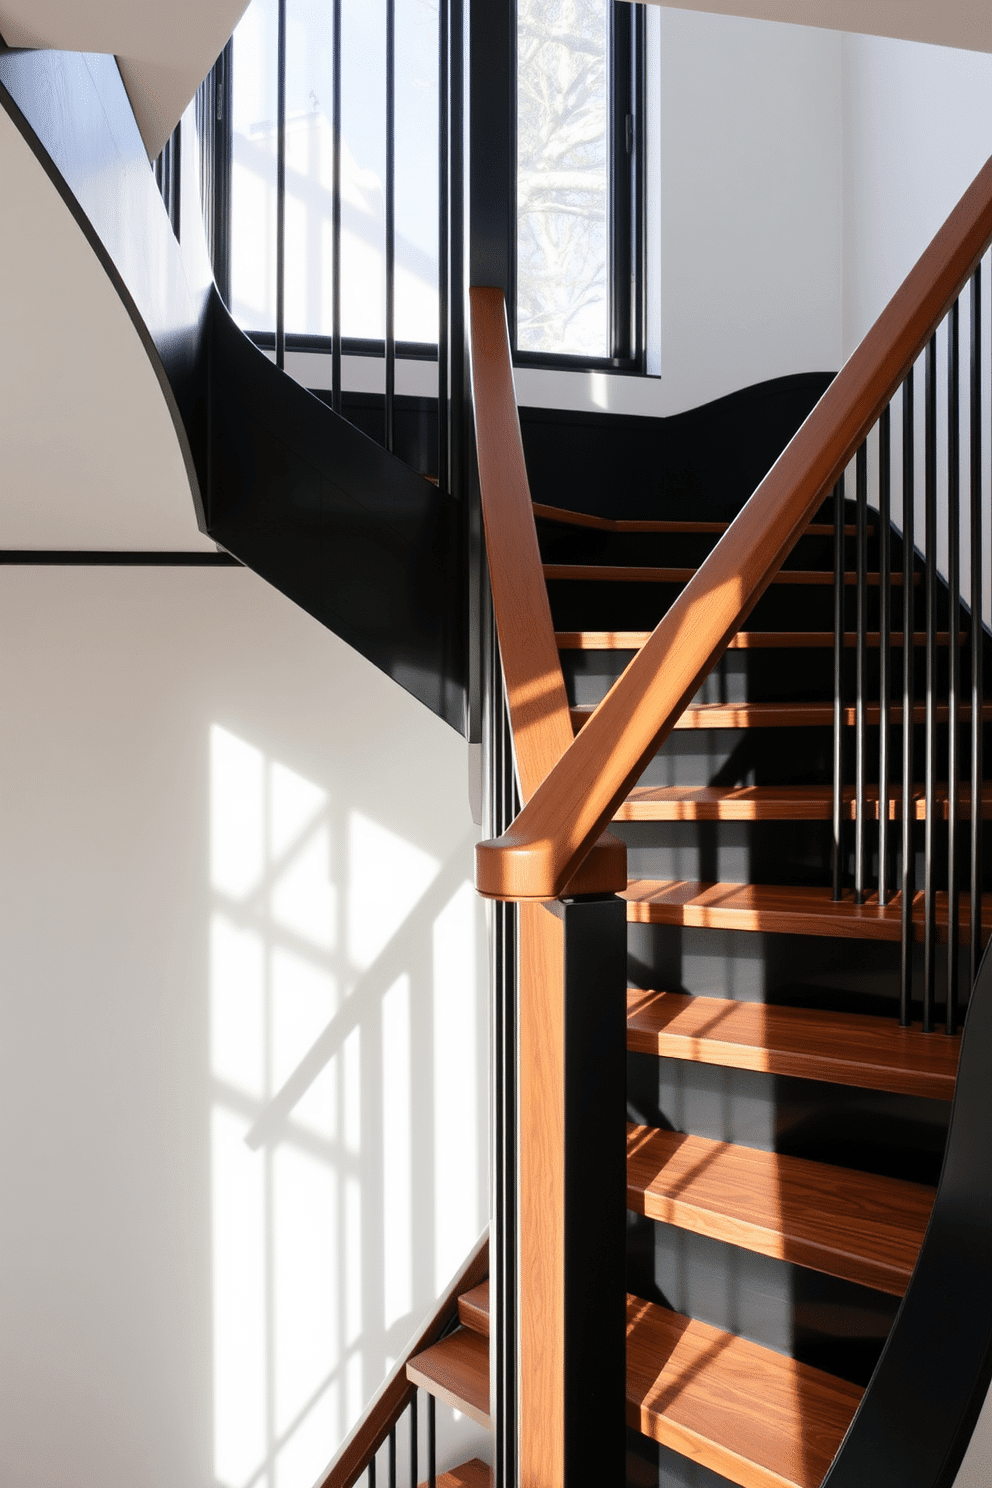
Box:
207;722;482;1488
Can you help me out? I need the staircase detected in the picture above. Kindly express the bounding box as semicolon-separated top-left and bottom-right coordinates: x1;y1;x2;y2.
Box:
405;481;989;1485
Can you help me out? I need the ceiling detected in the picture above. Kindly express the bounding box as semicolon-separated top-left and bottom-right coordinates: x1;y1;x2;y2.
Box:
637;0;992;54
0;0;250;157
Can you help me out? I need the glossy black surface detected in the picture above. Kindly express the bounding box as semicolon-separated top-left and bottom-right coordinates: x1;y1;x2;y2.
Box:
206;293;465;727
518;372;835;523
560;894;627;1488
822;940;992;1488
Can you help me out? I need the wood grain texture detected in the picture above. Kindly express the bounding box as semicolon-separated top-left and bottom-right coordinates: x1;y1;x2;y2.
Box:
458;1281;490;1338
533;503;859;537
475;155;992;899
623;880;992;944
544;566;910;587
626;990;960;1100
518;899;566;1487
555;631;965;651
627;1124;933;1294
467;289;573;802
468;288;625;896
626;1295;863;1488
422;1460;491;1488
571;702;992;732
407;1328;490;1429
614;784;992;822
317;1234;488;1488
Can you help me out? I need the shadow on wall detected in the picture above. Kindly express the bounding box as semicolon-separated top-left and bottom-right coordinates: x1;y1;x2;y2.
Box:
0;566;488;1488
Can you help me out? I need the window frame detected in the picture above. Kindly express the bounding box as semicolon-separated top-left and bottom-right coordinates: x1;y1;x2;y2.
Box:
511;0;647;375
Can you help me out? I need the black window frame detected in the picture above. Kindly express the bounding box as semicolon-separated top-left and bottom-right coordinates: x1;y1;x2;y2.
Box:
511;0;647;375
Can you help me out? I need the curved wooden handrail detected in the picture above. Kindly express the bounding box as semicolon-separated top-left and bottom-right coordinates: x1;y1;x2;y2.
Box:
473;152;992;901
469;286;626;896
316;1232;488;1488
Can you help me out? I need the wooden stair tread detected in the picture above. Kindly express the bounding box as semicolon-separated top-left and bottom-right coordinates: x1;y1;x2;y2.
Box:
616;783;992;822
406;1328;490;1429
623;880;992;943
557;630;966;650
571;700;992;730
627;1124;932;1294
626;990;959;1100
421;1460;490;1488
545;564;911;585
533;502;863;538
433;1287;861;1488
626;1295;863;1488
457;1281;490;1337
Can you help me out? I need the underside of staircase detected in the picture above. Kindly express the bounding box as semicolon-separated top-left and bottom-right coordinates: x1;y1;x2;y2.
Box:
406;494;989;1488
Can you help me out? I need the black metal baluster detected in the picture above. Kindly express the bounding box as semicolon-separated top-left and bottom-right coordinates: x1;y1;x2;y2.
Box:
948;299;961;1032
427;1391;436;1488
384;0;396;451
331;0;342;413
409;1392;418;1488
924;333;938;1031
855;443;869;903
369;1450;377;1488
971;264;985;989
879;406;892;903
275;0;287;371
901;370;916;1027
832;477;846;900
437;0;450;491
388;1425;396;1488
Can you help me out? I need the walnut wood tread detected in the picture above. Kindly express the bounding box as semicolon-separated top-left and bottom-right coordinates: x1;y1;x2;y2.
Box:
626;990;960;1100
627;1295;862;1488
533;502;864;538
545;564;908;586
457;1281;490;1337
406;1328;490;1429
614;783;992;822
627;1124;932;1294
557;630;965;650
439;1286;861;1488
571;700;992;731
420;1460;490;1488
623;880;992;943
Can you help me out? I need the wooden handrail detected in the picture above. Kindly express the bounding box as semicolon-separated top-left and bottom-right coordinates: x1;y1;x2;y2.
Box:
469;286;626;896
315;1232;489;1488
473;153;992;901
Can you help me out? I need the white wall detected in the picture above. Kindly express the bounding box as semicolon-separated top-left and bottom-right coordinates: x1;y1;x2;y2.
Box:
0;566;489;1488
841;32;992;357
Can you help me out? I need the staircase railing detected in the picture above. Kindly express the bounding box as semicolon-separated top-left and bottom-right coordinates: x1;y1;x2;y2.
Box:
470;152;992;1488
315;1235;488;1488
473;152;992;907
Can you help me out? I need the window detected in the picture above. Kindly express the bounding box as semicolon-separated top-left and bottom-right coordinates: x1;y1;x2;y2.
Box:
515;0;645;370
229;0;441;353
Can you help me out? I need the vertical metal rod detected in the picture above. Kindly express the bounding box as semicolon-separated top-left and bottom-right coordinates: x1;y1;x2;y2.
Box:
855;443;869;903
971;264;985;990
832;477;845;901
427;1392;436;1488
409;1391;418;1488
437;0;450;490
384;0;396;452
275;0;287;371
924;333;938;1031
948;300;961;1032
369;1452;376;1488
331;0;343;413
879;406;892;904
387;1426;396;1488
901;370;916;1026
